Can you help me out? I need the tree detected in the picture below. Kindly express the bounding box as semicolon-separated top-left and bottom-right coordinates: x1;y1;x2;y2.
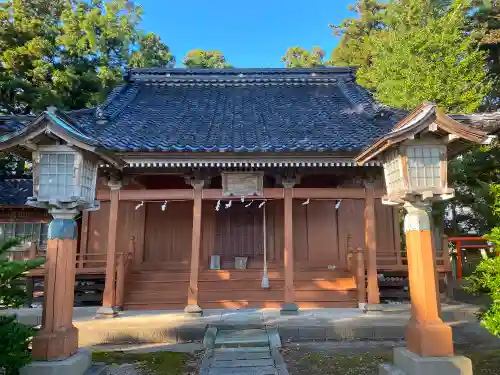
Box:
0;238;44;374
471;0;500;110
0;0;174;115
281;46;326;68
183;49;232;68
356;0;491;113
329;0;387;67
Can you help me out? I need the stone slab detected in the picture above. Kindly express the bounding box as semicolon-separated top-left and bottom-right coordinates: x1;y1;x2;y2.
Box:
212;359;275;368
213;352;272;361
208;366;278;375
20;349;91;375
215;329;269;348
392;347;473;375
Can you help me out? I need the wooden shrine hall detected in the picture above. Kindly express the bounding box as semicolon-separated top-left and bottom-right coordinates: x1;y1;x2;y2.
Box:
1;68;499;314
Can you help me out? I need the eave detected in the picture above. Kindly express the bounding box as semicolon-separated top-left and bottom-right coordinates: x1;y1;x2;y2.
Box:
0;109;124;169
355;103;494;165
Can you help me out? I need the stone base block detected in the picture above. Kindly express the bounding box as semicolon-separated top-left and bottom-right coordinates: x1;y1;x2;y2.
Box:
280;303;299;315
20;349;91;375
379;348;472;375
184;304;203;316
95;306;117;319
363;303;385;313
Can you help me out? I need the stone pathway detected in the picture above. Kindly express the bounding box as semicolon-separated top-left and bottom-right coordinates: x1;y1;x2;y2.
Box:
200;328;288;375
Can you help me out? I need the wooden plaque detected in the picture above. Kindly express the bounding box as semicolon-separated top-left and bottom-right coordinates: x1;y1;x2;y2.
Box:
222;172;263;197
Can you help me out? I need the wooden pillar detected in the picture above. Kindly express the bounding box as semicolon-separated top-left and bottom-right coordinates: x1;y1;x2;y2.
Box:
31;210;79;360
78;210;89;269
364;185;380;305
97;180;122;317
185;179;204;314
404;201;454;357
355;247;366;306
281;180;298;313
115;254;126;310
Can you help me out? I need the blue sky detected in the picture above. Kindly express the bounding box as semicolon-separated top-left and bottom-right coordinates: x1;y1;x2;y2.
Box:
139;0;354;68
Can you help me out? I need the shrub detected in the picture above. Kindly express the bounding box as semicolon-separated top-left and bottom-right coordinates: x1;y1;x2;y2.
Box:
0;315;36;375
465;228;500;337
0;238;44;374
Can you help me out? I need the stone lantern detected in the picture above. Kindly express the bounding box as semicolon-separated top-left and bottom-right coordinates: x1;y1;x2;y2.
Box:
356;103;494;375
0;107;122;375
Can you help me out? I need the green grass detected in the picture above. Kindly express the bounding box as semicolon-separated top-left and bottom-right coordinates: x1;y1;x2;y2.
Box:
92;350;195;375
466;349;500;375
282;348;500;375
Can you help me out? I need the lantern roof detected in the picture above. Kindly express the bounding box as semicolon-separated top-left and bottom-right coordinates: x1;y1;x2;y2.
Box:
355;103;495;165
0;107;124;169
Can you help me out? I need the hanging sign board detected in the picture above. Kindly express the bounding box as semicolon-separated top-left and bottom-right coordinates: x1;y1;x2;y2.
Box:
222;172;264;197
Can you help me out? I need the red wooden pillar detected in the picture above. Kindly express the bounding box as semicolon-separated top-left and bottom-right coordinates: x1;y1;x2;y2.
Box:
364;185;380;305
404;201;453;357
185;179;204;314
281;180;298;314
31;210;79;360
97;181;122;317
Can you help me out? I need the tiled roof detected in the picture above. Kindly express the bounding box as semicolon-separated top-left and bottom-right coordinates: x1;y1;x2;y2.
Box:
64;68;403;153
0;179;32;206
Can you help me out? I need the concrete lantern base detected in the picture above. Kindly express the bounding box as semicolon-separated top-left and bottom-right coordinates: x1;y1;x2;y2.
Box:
184;304;203;316
95;306;118;319
379;348;472;375
20;349;91;375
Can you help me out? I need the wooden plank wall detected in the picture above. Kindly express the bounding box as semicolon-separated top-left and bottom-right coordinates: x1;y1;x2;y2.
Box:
143;202;192;266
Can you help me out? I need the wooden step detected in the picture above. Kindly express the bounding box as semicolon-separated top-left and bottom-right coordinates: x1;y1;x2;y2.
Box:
199;280;285;291
199;290;283;302
294;279;356;290
294;290;357;302
199;270;284;281
132;272;190;282
123;302;186;310
296;301;357;308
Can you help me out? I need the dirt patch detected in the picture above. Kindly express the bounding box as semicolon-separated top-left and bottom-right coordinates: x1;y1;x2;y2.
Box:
281;341;500;375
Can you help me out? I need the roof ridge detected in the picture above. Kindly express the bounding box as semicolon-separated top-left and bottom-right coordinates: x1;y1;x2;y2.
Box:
126;67;358;83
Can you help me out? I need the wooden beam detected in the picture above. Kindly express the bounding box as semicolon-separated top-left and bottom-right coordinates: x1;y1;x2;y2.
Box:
96;189;110;201
102;186;120;309
185;180;203;313
292;188;365;199
282;184;297;312
119;189;194;201
78;211;90;269
355;248;366;305
364;185;380;305
202;188;284;200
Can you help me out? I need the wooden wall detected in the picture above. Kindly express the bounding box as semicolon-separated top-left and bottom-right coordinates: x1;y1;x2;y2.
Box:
84;197;400;271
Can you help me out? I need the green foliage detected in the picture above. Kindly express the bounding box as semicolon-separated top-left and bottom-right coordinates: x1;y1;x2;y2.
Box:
0;0;174;115
281;46;326;68
329;0;387;67
0;238;43;374
465;255;500;336
356;0;491;113
464;181;500;337
0;238;44;309
0;315;36;375
183;49;232;68
447;143;500;234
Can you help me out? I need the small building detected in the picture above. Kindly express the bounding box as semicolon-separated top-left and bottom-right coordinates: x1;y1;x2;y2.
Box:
1;68;499;311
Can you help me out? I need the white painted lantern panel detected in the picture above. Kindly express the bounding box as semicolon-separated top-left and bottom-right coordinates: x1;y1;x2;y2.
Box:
36;149;98;203
38;152;76;201
407;145;443;190
383;150;403;193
